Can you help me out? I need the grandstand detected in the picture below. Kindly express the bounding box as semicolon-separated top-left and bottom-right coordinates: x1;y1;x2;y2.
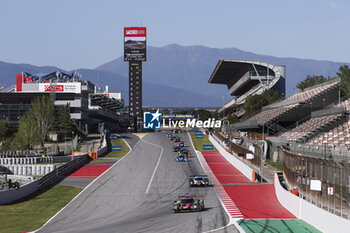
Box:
208;59;286;116
231;79;341;132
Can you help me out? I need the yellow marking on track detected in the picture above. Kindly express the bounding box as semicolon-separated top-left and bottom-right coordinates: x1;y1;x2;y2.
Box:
133;133;148;138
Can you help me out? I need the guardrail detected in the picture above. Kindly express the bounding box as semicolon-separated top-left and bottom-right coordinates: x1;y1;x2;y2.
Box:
38;154;90;188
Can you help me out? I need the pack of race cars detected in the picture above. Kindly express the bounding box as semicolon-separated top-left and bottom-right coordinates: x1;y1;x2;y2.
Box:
165;130;211;213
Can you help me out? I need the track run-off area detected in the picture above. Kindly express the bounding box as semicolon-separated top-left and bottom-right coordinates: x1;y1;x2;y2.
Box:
36;132;230;233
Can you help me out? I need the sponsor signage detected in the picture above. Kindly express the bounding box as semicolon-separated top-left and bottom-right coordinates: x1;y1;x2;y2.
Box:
124;27;146;61
143;109;222;129
310;179;322;191
195;132;204;138
143;110;161;129
328;187;334;195
112;146;122;151
203;145;214;150
38;83;81;93
246;153;254;159
110;135;118;140
162;114;199;119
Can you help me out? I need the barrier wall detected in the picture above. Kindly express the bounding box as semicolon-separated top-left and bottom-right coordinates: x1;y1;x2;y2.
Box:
97;145;108;157
274;173;350;233
209;135;254;181
0;180;39;205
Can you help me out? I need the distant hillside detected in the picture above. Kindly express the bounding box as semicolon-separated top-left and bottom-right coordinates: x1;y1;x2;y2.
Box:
96;44;350;97
0;61;222;107
76;69;221;107
1;43;349;107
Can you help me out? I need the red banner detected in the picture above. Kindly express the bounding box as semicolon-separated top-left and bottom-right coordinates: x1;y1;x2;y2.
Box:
124;27;146;37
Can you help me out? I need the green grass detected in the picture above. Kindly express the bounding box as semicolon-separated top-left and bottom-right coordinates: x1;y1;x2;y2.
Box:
105;136;130;157
265;158;283;171
0;185;82;233
189;132;217;152
92;158;117;163
238;219;321;233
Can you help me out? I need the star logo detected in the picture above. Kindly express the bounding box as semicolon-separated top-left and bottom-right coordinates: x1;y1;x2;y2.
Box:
143;110;162;129
150;110;161;122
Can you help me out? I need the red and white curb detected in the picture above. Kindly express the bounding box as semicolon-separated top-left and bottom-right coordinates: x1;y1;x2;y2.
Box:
196;150;243;219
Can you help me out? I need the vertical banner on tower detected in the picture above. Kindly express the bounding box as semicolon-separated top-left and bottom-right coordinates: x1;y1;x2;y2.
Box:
124;27;146;61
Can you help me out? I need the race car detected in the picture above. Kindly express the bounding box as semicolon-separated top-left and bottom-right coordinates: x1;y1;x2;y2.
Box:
189;175;210;187
176;154;188;162
177;148;188;154
172;146;181;152
180;151;192;157
169;136;176;141
172;195;204;213
177;141;186;147
172;129;183;134
166;133;172;138
173;137;181;142
178;148;191;157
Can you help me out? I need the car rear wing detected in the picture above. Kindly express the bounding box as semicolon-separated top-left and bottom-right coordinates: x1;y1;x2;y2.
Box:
189;175;208;178
178;195;204;198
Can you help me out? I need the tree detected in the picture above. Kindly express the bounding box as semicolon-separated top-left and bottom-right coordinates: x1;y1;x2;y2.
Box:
337;65;350;96
227;114;239;124
54;106;76;140
13;115;40;149
26;96;55;147
296;75;328;91
0;120;8;141
244;89;284;119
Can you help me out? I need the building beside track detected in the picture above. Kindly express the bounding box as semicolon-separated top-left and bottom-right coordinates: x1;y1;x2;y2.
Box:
0;71;128;132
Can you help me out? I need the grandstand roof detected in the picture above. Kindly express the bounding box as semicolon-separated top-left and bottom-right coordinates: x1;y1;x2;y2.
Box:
208;59;285;96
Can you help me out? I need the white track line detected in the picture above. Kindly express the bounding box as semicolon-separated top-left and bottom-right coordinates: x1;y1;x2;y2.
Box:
142;137;163;194
33;135;134;233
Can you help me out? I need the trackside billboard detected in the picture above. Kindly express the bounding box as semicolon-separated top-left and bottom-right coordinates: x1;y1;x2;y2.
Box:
19;82;82;94
124;27;146;61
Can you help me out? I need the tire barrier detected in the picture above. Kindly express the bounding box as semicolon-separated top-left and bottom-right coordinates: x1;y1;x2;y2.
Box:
2;164;56;176
0;156;54;165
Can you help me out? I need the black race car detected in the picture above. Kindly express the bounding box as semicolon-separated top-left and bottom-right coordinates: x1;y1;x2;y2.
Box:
172;195;204;213
172;146;181;152
174;137;181;142
189;175;210;187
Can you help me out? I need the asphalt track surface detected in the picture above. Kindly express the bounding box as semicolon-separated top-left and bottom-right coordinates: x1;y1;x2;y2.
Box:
37;132;230;233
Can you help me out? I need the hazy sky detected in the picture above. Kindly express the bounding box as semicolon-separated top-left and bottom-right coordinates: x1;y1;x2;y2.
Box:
1;0;350;70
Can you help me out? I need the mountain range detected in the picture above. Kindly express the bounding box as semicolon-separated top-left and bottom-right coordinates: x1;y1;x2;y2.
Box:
0;44;349;107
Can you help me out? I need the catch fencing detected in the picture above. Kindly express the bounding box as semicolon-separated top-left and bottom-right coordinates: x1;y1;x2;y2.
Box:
281;147;350;219
212;130;261;169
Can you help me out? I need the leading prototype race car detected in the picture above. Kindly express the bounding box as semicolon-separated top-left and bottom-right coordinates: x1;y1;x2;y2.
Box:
189;175;210;187
176;154;188;162
172;195;204;213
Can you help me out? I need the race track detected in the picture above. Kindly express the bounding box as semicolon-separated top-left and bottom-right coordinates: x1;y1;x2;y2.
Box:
37;132;230;233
